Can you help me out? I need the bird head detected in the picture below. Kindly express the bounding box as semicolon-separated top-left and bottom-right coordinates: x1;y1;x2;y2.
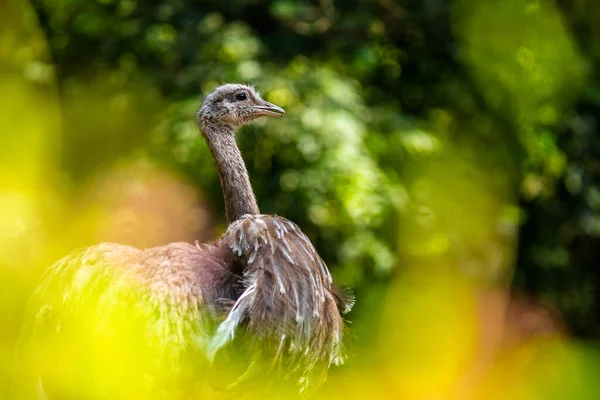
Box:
197;83;285;131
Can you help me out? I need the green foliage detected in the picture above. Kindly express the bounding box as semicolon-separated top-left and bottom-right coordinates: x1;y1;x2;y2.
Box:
20;0;600;343
4;0;600;398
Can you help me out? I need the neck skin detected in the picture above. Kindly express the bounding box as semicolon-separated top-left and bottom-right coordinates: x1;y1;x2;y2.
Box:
200;119;260;224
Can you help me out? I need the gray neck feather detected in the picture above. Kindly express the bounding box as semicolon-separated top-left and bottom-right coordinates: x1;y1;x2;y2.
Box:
199;119;260;224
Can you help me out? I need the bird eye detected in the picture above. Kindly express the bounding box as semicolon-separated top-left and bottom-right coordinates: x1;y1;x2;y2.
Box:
235;92;248;101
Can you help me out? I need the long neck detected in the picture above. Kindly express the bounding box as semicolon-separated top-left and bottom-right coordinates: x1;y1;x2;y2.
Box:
202;121;260;224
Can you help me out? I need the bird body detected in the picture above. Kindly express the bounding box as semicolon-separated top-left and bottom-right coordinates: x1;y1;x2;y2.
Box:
15;84;353;399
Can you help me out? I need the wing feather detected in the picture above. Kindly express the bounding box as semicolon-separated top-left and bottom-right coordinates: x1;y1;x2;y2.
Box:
208;214;354;391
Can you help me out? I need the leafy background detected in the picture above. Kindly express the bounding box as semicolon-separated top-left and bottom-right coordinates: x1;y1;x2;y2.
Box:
2;0;600;398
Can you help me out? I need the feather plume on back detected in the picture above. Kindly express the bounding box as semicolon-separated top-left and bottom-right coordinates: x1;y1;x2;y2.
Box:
208;215;353;392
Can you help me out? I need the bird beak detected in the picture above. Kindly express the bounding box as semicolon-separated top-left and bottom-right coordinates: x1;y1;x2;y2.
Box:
252;101;285;117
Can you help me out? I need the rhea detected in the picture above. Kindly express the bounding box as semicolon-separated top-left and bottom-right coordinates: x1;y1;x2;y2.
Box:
16;84;353;399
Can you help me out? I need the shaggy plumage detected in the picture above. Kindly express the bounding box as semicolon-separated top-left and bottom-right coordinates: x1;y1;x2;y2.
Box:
15;84;353;399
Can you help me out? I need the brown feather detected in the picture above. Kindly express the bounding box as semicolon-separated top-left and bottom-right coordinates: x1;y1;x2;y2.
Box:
208;214;353;392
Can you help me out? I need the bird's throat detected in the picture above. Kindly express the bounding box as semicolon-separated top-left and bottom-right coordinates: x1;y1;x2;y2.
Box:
205;126;260;224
